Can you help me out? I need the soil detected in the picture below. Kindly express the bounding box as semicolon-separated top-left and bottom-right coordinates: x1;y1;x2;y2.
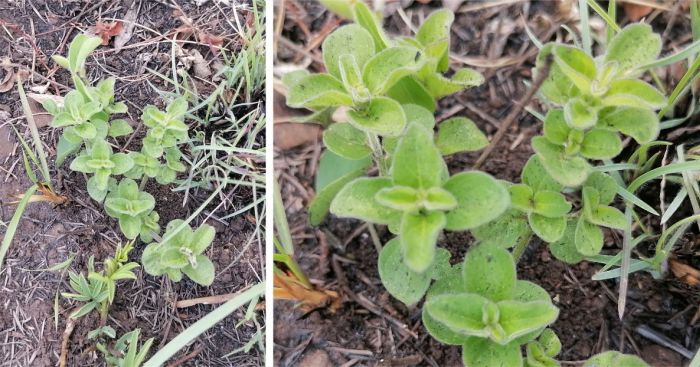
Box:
274;1;700;367
0;1;264;366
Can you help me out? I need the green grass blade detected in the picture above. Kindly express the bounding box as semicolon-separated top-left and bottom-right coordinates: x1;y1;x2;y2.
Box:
616;186;659;216
0;184;38;270
628;160;700;192
17;79;52;189
658;55;700;117
579;0;593;55
586;0;621;33
638;38;700;71
274;179;294;255
143;282;264;366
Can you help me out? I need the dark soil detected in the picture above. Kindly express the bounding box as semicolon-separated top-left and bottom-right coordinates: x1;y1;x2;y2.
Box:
0;1;264;366
274;1;699;366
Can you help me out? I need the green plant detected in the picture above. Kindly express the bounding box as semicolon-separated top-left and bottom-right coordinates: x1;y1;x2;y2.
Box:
583;351;649;367
95;328;154;367
62;242;139;323
70;140;133;201
422;243;559;366
141;219;216;286
104;179;159;241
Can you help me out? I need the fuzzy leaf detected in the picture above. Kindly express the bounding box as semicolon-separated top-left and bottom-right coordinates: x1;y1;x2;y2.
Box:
528;213;566;243
472;209;530;248
400;211;446;273
424;68;484;98
603;79;667;109
424;187;458;211
583;351;650;367
286;74;352;109
436;117;488;155
443;172;510;230
549;220;585;264
521;156;562;193
386;76;436;112
352;1;389;51
108;119;134;138
551;45;596;91
584;171;618;205
347;96;406;136
497;300;559;342
532;136;591;187
390;123;443;189
509;184;534;212
330;177;400;225
463;244;516;301
533;191;571;217
323;123;371;160
588;205;627;230
598;106;659;144
580;128;622;160
574;216;604;256
462;338;523;367
375;186;420;211
605;23;661;74
425;293;491;338
310;152;371;226
362;46;420;94
543;109;570;145
182;255;215;286
323;24;375;80
564;97;597;129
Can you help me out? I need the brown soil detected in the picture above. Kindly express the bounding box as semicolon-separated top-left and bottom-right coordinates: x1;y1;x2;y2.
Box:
274;2;699;367
0;1;264;366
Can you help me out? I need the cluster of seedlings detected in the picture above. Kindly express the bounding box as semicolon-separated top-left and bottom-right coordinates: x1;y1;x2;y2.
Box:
43;35;216;365
282;2;684;366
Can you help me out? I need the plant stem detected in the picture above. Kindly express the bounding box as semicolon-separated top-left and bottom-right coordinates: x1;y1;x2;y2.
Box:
140;176;149;190
367;224;383;254
366;132;387;176
98;301;109;327
512;230;533;263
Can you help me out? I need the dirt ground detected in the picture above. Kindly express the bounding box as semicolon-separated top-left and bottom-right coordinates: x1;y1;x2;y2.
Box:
274;1;700;366
0;1;264;366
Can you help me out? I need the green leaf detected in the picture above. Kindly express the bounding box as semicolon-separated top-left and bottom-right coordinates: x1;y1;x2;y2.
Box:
378;238;449;305
119;215;142;240
425;293;490;338
375;186;420;211
330;177;400;225
537;46;577;104
383;104;436;154
564;97;597;129
598;106;659;144
322;24;375;80
68;34;102;75
281;70;310;89
603;79;667;109
422;266;472;345
522;156;562;192
108;119;134;138
110;153;134;175
310;152;370;226
462;338;523;367
509;184;534;212
424;68;485;98
55;134;82;166
400;211;446;273
580;128;622;160
287;74;352;109
386;76;436;112
52;55;70;70
543;109;570;145
443;172;510;230
424;187;458;211
390;123;443;189
318;0;356;19
73;122;97;139
584;171;618;205
87;176;113;202
588;205;627;230
604;23;661;74
463;244;516;301
526;341;559;367
190;225;215;254
362;46;420;94
472;209;530;248
323;123;371;160
533;191;571;217
352;1;389;51
538;329;562;357
532;136;591;187
338;54;365;93
549;220;585;264
69;153;92;173
348;97;406;136
551;45;596;91
497;300;559;342
528;213;566;243
574;216;604;256
182;255;215;286
583;351;650;367
435;117;488;155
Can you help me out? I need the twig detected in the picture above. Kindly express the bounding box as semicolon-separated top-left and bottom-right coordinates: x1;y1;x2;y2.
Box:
175;285;252;308
58;317;76;367
473;56;552;169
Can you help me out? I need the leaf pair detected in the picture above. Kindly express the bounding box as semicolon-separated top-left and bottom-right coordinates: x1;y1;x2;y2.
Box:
141;97;189;158
422;244;559;366
141;219;216;286
70;140;134;201
331;124;508;272
104;178;159;240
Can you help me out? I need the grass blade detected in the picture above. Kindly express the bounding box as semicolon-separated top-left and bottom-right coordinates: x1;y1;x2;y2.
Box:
143;282;264;366
17;79;52;189
579;0;593;55
628;160;700;192
274;179;294;255
0;184;38;270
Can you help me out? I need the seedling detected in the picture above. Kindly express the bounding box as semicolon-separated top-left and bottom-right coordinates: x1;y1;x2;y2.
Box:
70;140;134;201
141;219;216;286
583;351;649;367
95;328;154;367
104;178;159;241
140;97;189;158
62;242;139;324
422;243;559;366
533;24;666;187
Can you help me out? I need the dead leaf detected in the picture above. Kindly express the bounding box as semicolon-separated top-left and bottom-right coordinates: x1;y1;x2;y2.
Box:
190;49;211;78
94;21;124;45
27;92;64;108
623;2;653;21
669;258;700;286
0;58;15;93
11;183;68;205
197;31;225;55
114;3;140;51
273;271;342;313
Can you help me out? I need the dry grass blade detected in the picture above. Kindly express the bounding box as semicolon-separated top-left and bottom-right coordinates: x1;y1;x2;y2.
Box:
273;272;341;313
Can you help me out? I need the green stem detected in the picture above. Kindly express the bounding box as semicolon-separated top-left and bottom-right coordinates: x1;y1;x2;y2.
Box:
139;175;149;190
98;301;109;327
366;132;387;176
367;223;382;254
512;230;533;263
